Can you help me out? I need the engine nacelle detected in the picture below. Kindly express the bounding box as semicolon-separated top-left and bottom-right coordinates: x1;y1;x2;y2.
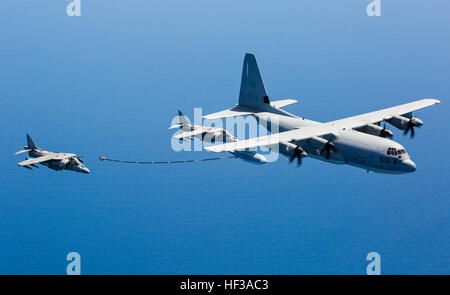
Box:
282;142;307;156
356;123;393;138
386;115;423;130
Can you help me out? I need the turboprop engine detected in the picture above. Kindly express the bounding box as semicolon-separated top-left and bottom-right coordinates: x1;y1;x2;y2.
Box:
386;115;423;138
356;123;394;138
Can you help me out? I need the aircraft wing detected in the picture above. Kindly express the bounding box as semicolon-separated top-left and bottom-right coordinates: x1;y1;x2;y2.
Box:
205;125;332;152
203;105;257;120
205;98;440;153
17;153;70;166
329;98;440;129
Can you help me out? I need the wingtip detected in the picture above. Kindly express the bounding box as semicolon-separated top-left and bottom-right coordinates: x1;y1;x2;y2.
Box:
424;98;441;104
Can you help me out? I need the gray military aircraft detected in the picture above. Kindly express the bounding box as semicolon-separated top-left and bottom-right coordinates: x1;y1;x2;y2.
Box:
170;110;267;164
15;134;90;174
202;53;440;174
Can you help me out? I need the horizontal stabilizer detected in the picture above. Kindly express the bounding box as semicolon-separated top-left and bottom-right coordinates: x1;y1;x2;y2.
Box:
14;149;32;155
203;105;257;120
270;99;298;109
168;123;182;130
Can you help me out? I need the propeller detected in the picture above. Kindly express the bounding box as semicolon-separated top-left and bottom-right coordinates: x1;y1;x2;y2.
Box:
403;118;419;138
320;141;337;160
289;146;305;167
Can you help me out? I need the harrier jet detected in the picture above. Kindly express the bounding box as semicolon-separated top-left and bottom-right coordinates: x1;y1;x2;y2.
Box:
170;110;267;164
202;53;440;174
15;134;90;174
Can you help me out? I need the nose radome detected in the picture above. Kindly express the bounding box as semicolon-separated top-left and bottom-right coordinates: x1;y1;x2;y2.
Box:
83;167;90;174
403;159;416;172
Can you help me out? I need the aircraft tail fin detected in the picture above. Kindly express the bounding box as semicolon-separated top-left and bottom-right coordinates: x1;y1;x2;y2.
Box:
203;54;298;120
26;134;37;149
169;110;193;130
15;134;36;155
238;53;270;110
178;110;190;126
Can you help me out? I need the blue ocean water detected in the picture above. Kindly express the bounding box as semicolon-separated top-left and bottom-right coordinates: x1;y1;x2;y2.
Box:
0;1;448;274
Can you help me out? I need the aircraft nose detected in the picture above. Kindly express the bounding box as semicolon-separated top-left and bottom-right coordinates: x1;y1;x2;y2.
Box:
402;159;416;173
82;166;90;174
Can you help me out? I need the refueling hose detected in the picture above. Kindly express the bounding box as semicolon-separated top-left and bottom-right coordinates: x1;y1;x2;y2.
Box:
99;154;235;165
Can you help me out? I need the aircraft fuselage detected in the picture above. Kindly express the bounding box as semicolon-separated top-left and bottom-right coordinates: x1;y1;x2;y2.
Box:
27;149;90;173
255;110;416;174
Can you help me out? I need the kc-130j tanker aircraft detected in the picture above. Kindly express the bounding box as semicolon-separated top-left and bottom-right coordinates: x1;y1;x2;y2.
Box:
197;53;440;174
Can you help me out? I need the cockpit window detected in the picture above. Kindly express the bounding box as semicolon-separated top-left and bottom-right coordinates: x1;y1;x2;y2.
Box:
387;147;406;156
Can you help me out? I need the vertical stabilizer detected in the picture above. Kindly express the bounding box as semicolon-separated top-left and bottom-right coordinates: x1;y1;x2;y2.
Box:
26;134;37;149
178;110;193;131
238;53;270;109
178;110;190;125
